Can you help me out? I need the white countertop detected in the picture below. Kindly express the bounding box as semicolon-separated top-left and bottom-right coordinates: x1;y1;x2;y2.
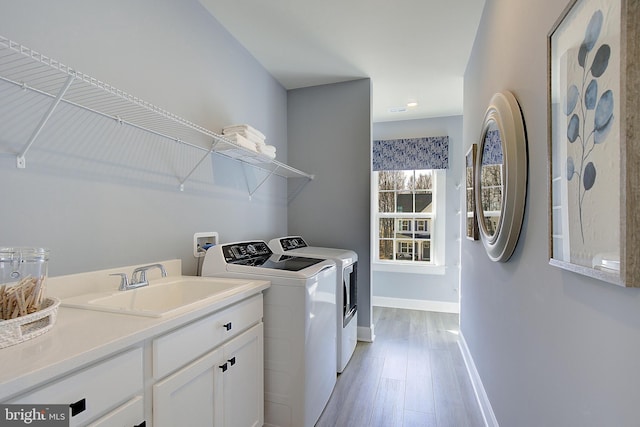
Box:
0;261;269;401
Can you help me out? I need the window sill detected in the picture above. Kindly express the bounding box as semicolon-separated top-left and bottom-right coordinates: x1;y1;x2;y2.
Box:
373;262;446;275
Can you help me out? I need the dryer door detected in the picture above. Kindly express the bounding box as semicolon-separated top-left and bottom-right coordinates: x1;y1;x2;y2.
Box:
343;262;357;326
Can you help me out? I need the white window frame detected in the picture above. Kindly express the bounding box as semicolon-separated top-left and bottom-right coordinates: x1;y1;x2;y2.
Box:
371;169;446;275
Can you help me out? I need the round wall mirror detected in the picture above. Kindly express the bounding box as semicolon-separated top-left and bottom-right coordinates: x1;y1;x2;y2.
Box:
474;91;527;262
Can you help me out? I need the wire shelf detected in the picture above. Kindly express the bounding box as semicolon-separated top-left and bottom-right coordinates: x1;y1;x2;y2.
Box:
0;35;313;192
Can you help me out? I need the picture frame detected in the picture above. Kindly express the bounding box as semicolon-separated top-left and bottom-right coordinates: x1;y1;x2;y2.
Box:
465;144;479;240
548;0;639;286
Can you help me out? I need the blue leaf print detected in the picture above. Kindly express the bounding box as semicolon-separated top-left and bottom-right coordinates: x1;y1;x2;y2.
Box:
594;90;614;143
585;79;598;110
567;114;580;142
590;44;610;77
583;162;596;191
565;8;612;244
578;43;588;68
567;157;575;180
565;85;579;115
583;10;603;52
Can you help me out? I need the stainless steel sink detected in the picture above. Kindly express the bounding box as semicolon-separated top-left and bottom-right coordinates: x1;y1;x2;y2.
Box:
62;276;265;317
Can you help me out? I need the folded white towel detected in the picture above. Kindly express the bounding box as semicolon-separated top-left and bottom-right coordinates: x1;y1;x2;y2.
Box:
225;130;265;146
257;144;276;155
221;133;257;152
222;124;266;141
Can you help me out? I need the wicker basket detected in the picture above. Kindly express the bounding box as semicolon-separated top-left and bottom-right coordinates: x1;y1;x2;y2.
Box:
0;297;60;349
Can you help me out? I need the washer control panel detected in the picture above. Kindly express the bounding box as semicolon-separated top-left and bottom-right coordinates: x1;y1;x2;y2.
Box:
280;236;308;251
222;241;272;262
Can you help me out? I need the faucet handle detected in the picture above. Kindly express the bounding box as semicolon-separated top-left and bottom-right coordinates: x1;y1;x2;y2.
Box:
138;270;148;283
110;273;129;291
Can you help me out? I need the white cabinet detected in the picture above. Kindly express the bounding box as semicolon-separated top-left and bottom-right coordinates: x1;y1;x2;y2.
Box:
153;323;263;427
222;323;264;427
3;293;265;427
9;347;145;426
152;294;264;426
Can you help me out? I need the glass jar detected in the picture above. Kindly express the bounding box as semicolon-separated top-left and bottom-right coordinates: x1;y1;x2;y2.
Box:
0;247;49;287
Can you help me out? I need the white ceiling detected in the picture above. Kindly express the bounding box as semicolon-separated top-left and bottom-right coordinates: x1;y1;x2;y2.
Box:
199;0;485;123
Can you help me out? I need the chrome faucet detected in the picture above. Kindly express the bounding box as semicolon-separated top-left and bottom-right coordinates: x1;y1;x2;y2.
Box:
131;263;167;286
111;263;167;291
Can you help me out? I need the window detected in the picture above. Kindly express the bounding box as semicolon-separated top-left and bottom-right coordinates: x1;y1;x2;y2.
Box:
371;135;448;274
375;169;436;263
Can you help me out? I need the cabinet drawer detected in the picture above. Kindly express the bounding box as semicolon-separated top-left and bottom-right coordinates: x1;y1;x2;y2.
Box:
9;347;143;426
88;395;144;427
153;294;263;379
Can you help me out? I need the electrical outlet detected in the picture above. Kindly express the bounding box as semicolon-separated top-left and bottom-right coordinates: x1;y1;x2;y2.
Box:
193;232;219;258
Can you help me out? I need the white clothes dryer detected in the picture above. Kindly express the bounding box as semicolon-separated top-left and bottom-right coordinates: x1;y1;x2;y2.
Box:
201;240;337;427
268;236;358;373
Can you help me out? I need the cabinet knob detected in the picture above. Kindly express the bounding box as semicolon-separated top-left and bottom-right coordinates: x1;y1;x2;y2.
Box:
219;362;228;372
228;357;236;366
69;398;86;417
223;322;232;331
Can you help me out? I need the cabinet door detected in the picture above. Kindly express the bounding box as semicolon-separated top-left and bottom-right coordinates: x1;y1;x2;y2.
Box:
153;347;224;427
223;323;264;427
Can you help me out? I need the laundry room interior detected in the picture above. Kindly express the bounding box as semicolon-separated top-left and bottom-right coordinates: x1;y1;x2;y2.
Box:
1;1;639;427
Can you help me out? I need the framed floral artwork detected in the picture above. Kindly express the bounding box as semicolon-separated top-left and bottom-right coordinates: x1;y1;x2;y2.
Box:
548;0;639;286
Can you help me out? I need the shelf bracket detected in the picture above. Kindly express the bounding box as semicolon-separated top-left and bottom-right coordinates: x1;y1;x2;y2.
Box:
245;163;279;199
287;175;314;204
178;139;219;191
17;74;75;168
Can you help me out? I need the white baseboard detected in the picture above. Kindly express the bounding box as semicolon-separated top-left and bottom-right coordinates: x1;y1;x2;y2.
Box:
372;296;459;314
458;331;499;427
357;324;375;342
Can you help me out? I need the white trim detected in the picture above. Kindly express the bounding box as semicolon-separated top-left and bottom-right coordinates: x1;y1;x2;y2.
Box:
434;170;446;265
372;296;459;314
372;262;446;275
458;331;499;427
357;324;375;342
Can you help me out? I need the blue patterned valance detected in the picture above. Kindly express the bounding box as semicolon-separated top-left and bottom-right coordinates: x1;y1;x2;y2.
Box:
372;136;449;171
481;130;503;165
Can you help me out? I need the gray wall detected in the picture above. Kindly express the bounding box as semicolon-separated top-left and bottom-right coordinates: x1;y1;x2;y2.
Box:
462;1;640;426
372;116;463;306
287;79;372;332
0;0;289;276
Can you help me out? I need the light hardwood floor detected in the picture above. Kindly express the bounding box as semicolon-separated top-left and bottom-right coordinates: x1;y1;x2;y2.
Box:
316;307;484;427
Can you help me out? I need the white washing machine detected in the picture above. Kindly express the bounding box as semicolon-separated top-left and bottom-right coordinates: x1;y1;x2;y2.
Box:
268;236;358;373
201;240;337;427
